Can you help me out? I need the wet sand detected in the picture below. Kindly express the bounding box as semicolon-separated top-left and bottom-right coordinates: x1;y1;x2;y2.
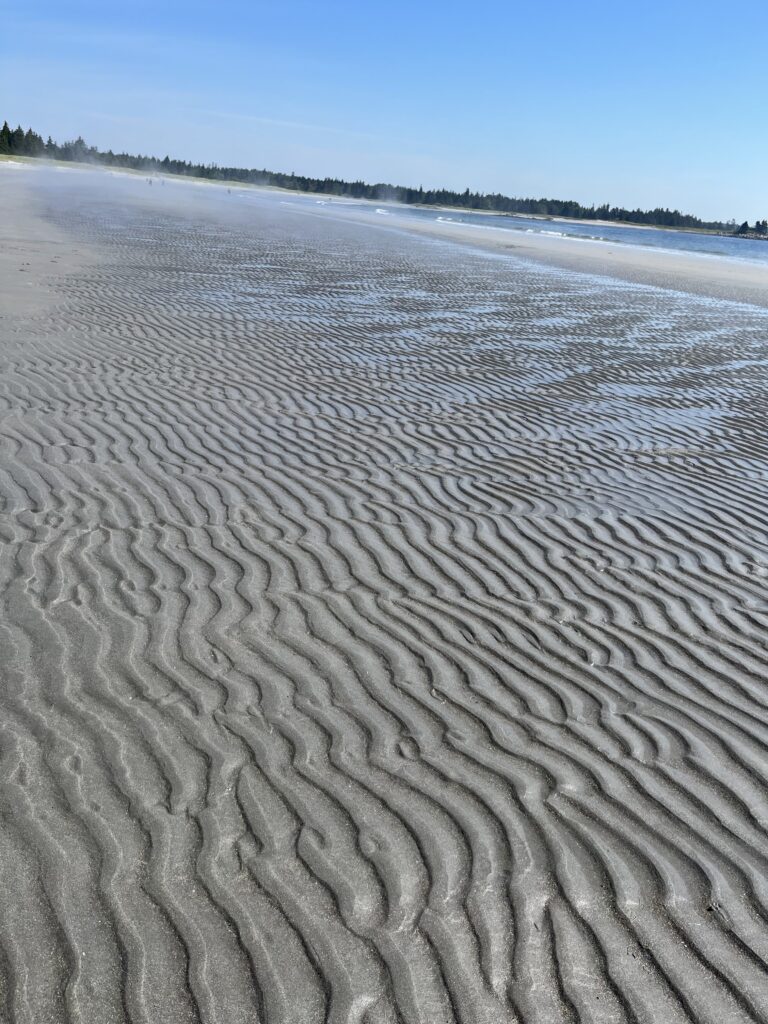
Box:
293;199;768;309
2;166;768;1024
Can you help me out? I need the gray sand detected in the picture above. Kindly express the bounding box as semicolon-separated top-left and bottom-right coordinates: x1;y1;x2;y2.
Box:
2;165;768;1024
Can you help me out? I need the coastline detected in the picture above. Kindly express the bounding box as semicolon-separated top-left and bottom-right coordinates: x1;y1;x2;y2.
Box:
4;159;766;307
297;196;768;308
3;152;762;250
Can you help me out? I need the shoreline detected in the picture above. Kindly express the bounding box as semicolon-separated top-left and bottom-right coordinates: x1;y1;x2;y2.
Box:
2;152;759;246
294;195;768;309
4;160;767;307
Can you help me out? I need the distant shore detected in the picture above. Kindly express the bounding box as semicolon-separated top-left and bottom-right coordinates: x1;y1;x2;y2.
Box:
2;151;762;244
5;158;767;308
431;204;768;241
293;191;768;308
410;217;768;306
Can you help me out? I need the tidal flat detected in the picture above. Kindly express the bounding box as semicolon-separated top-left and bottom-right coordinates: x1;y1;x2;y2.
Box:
2;165;768;1024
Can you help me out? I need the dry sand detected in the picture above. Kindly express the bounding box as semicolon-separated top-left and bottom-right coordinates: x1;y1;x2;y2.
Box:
2;165;768;1024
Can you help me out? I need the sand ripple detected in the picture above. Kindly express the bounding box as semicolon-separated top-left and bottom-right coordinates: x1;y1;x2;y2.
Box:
2;176;768;1023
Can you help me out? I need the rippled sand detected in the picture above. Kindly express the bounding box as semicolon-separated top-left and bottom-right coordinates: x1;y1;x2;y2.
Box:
2;167;768;1024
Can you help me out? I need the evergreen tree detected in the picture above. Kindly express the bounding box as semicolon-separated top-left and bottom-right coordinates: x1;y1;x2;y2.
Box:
23;128;44;156
2;113;759;235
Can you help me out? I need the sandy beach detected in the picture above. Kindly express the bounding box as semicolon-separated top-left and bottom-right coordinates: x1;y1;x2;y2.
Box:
304;199;768;308
2;164;768;1024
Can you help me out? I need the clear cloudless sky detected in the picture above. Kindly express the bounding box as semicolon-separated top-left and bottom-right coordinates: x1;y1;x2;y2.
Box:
2;0;766;221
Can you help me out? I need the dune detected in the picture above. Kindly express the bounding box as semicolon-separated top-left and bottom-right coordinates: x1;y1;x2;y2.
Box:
1;165;768;1023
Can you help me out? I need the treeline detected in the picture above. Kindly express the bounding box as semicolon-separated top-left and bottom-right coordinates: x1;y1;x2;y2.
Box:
0;118;745;232
736;219;768;237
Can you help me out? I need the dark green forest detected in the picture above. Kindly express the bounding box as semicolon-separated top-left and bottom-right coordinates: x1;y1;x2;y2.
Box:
1;118;761;234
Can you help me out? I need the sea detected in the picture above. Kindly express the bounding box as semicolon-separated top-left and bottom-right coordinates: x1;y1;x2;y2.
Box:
290;188;768;267
389;206;768;266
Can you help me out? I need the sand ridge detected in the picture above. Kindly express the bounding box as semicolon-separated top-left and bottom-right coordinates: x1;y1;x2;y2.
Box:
1;167;768;1023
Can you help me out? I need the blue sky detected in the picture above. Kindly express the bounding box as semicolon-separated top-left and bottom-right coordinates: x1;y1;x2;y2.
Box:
2;0;766;221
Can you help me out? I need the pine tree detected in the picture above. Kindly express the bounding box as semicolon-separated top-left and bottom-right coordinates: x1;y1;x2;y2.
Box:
0;114;736;232
23;128;44;156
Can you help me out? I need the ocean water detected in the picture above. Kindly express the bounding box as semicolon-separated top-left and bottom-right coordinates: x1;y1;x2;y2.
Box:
285;189;768;266
391;206;768;265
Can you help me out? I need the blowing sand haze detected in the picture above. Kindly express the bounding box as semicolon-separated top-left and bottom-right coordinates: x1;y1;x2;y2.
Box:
2;166;768;1023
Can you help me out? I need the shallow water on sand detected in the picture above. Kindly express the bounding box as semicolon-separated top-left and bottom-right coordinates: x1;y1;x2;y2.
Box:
262;189;768;265
3;170;768;1024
